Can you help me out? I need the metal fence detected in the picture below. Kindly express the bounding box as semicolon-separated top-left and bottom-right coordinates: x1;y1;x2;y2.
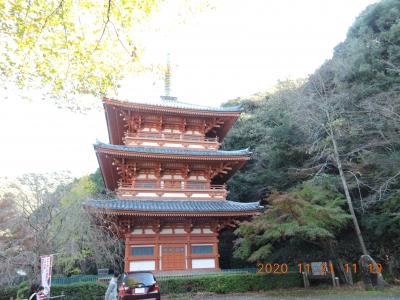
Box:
51;268;259;285
10;295;66;300
52;274;107;285
156;267;258;278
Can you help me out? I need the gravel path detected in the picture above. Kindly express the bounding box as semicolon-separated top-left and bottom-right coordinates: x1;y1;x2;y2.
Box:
165;292;400;300
181;296;400;300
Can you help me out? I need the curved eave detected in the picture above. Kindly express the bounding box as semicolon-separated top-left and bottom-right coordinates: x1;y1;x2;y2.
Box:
87;208;260;217
103;97;242;114
85;199;262;217
94;143;251;161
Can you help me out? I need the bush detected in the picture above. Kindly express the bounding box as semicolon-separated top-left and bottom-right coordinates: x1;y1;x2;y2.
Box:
158;272;303;295
0;282;107;300
16;282;29;299
0;286;17;300
51;282;107;300
0;282;27;300
0;273;302;300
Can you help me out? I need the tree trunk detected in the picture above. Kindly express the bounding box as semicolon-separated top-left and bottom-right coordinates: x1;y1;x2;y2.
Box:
326;240;353;285
329;125;368;255
329;125;389;287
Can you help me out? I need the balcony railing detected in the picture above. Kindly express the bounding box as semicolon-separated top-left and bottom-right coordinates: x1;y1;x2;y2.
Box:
123;132;220;150
117;182;228;200
119;182;225;190
124;132;219;142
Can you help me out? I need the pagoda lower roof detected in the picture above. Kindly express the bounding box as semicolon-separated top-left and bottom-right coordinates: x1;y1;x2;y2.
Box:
85;199;261;217
94;141;251;158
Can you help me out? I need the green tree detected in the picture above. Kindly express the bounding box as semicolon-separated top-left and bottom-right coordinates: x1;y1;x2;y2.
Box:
222;80;308;203
89;168;106;194
332;0;400;97
0;0;212;108
234;176;350;262
0;0;161;104
54;175;121;275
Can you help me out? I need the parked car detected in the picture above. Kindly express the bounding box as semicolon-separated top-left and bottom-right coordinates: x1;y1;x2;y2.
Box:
118;271;160;300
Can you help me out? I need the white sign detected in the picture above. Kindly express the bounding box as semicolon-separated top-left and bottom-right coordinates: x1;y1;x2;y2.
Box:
311;262;324;275
40;255;53;296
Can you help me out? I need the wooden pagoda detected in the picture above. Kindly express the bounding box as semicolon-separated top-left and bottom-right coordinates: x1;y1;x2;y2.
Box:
86;96;260;272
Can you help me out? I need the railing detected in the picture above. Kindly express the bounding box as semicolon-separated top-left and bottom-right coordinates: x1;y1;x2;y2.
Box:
124;132;218;143
11;294;66;300
117;183;227;199
52;274;105;285
50;268;259;285
155;268;259;278
119;182;225;190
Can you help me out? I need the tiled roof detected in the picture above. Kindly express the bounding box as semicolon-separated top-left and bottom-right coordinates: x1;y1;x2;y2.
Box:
104;97;242;112
94;141;251;156
86;199;261;213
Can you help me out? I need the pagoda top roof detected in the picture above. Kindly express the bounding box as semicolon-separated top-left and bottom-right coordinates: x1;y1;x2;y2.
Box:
94;141;251;158
103;97;242;113
85;199;261;217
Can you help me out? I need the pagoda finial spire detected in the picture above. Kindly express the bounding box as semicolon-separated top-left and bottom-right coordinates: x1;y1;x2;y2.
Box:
165;53;171;97
161;53;177;101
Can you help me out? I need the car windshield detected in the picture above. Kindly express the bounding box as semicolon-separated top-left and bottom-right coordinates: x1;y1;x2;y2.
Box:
124;273;155;286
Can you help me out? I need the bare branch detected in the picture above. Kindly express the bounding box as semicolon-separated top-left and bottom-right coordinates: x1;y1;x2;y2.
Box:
92;0;112;54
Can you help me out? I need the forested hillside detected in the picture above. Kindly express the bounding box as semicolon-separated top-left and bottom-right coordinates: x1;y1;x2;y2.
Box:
222;0;400;276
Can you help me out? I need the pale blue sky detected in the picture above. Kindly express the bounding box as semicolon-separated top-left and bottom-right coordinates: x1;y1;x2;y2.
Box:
0;0;377;178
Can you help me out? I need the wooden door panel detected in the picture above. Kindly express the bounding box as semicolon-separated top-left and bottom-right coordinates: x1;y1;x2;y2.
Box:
162;246;185;271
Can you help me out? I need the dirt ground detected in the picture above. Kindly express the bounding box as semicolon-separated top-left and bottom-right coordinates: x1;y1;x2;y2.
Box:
163;286;400;300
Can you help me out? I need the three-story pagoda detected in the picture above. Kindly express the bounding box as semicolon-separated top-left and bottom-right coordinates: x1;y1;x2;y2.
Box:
87;95;260;272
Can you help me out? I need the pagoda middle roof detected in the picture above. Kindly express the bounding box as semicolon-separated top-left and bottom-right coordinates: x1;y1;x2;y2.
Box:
94;141;251;157
103;97;242;113
86;199;261;216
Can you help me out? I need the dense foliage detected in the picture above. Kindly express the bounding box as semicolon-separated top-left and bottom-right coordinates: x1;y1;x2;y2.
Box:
0;0;161;107
0;0;211;109
223;0;400;278
157;273;303;295
0;281;107;300
235;177;350;262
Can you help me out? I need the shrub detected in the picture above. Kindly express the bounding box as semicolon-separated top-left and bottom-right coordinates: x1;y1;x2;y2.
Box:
0;286;18;300
0;273;303;300
0;282;108;300
16;282;29;299
158;272;303;295
0;282;28;300
51;282;107;300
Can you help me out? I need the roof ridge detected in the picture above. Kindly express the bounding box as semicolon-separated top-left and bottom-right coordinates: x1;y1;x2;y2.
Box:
88;198;260;204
